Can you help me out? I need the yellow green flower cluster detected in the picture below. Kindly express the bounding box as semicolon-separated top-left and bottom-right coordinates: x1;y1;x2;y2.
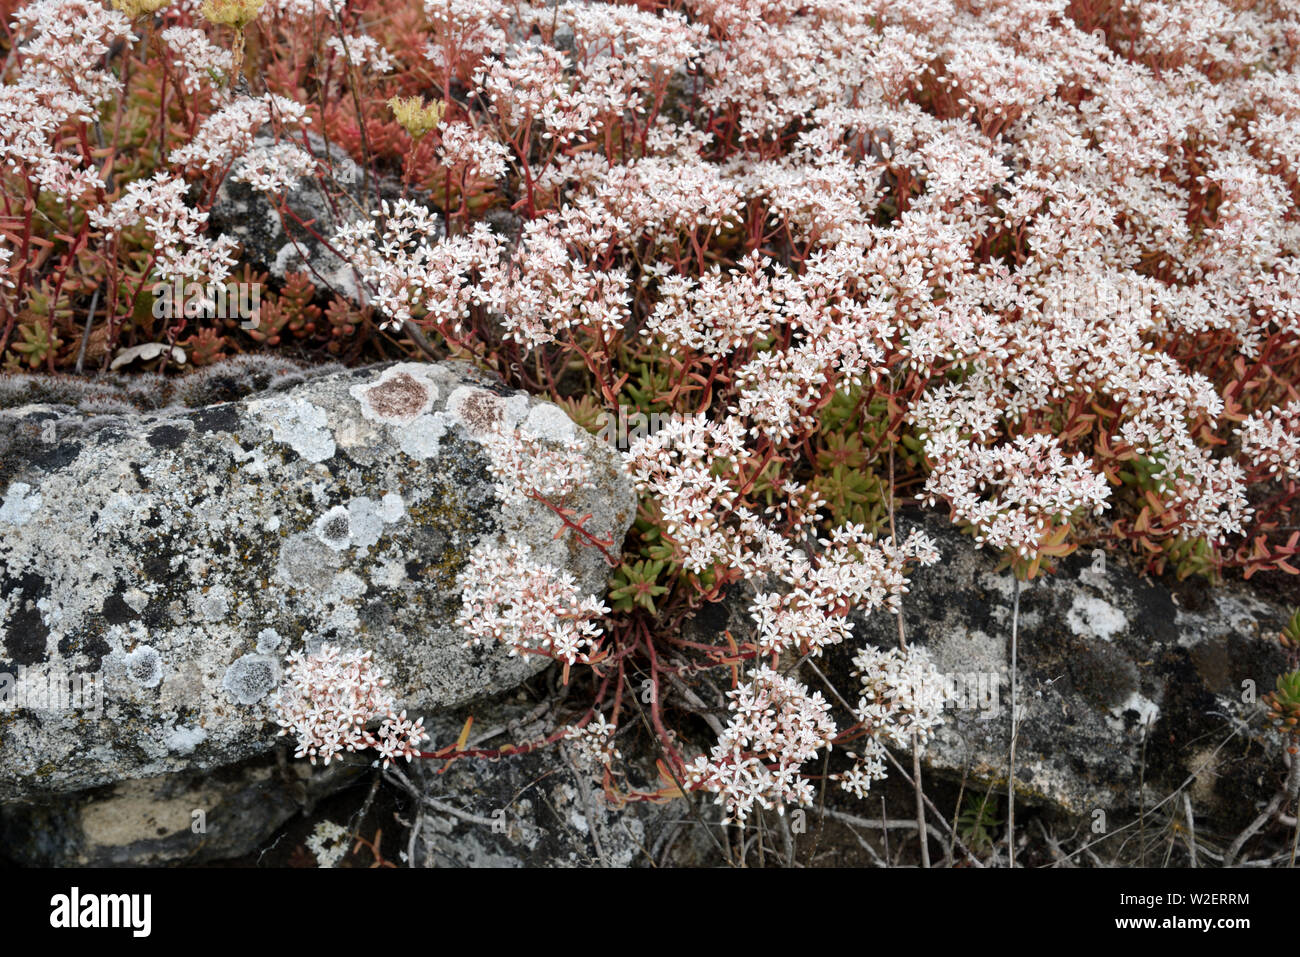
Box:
388;96;446;139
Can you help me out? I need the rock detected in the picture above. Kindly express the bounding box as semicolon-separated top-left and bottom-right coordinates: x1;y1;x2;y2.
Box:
207;132;426;303
0;354;337;417
0;754;363;866
674;511;1295;824
398;689;707;868
0;672;714;868
819;512;1294;821
0;360;635;801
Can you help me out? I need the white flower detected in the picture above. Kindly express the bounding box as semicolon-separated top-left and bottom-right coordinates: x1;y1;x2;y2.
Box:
456;539;610;665
270;644;428;767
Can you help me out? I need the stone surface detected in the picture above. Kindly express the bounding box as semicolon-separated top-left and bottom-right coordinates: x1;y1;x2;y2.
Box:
0;354;335;419
208;132;424;302
0;754;363;866
820;512;1295;819
0;360;635;801
0;672;714;868
401;688;704;868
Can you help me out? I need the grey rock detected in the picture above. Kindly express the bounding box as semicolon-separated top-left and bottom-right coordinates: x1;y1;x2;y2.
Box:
208;132;429;303
0;754;363;866
0;360;635;801
820;513;1293;819
676;512;1294;824
0;355;337;417
398;691;709;868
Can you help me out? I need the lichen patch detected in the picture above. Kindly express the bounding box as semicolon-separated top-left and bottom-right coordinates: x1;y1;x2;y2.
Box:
0;482;43;527
0;360;631;799
222;653;281;705
256;628;282;653
164;724;207;755
351;364;438;426
398;413;450;460
346;497;387;550
1066;594;1128;642
445;386;502;435
314;506;352;551
252;397;336;462
1107;690;1160;732
524;403;577;442
123;645;164;689
379;492;406;523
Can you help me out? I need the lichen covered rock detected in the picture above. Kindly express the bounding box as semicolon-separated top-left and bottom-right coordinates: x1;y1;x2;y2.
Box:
678;512;1294;823
207;132;405;302
0;361;635;800
0;754;363;866
403;689;703;868
829;513;1293;819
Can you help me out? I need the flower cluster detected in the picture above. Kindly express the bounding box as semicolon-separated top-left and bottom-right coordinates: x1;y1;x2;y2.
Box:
1238;402;1300;483
326;34;395;73
916;429;1112;558
684;667;837;823
89;173;239;284
850;644;950;748
829;645;951;798
436;121;511;182
230;142;317;194
271;644;429;768
564;712;622;769
455;540;610;665
479;419;594;506
304;820;351;868
624;413;759;574
333;200;501;331
7;0;1300;822
12;0;135;104
168;93;310;172
749;525;940;657
161;25;233;93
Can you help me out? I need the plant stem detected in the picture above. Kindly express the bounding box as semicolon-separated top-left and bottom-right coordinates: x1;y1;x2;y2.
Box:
1007;574;1020;867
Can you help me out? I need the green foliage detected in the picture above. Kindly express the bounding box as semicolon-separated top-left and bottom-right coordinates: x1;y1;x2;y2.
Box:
956;793;1001;854
1160;535;1219;582
8;318;64;370
555;394;608;436
609;559;670;614
804;386;923;534
1283;607;1300;647
1263;608;1300;754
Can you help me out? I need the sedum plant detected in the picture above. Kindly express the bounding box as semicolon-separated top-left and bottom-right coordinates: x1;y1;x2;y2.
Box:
4;0;1300;826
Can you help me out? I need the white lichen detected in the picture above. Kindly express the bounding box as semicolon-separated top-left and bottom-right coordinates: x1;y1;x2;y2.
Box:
524;403;577;442
221;653;281;705
164;723;208;755
379;492;405;523
253;397;336;462
256;627;282;653
1108;690;1160;732
314;505;352;551
1066;594;1128;642
123;645;164;689
445;386;529;438
397;413;451;460
344;497;387;550
350;363;439;425
0;482;42;526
